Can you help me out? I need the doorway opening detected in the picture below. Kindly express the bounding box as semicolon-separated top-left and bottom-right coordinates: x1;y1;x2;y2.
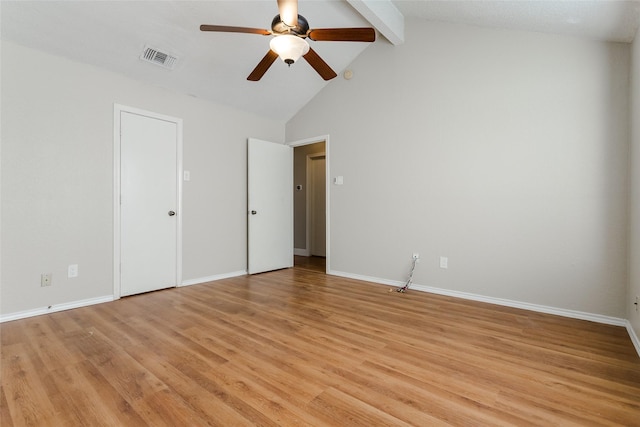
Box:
291;136;329;274
293;254;326;273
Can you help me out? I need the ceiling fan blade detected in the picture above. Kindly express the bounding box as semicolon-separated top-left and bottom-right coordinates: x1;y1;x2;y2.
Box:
200;25;271;36
277;0;298;27
303;48;337;81
247;50;279;81
308;28;375;42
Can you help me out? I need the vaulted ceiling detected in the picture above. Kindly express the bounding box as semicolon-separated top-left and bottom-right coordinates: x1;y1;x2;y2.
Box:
2;1;639;122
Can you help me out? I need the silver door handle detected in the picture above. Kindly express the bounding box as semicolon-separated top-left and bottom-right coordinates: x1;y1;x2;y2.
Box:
168;211;176;216
251;210;257;215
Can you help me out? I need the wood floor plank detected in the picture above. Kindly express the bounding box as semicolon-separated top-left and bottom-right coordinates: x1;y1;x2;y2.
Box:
45;362;130;426
20;317;86;373
2;267;639;426
1;343;58;426
122;340;258;426
0;384;15;427
308;386;414;427
65;359;149;426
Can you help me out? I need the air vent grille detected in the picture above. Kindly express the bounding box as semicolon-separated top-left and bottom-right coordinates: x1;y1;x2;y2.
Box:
140;46;177;69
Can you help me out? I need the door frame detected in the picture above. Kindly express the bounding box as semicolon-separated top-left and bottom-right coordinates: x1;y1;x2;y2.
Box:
289;135;330;273
306;152;325;257
113;103;183;298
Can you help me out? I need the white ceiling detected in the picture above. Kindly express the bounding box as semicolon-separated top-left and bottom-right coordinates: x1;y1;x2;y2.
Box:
2;1;639;122
1;0;373;121
394;0;640;43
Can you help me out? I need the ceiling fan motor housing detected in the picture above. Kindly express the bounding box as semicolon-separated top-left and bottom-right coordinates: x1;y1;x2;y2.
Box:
271;14;309;36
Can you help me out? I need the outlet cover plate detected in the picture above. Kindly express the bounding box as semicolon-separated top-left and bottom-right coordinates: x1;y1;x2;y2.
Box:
41;273;52;287
68;264;78;278
440;257;448;269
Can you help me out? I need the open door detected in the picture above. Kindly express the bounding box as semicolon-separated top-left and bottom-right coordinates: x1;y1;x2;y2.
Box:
247;138;293;274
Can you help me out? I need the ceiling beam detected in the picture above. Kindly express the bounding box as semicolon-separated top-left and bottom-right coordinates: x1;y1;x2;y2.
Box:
347;0;405;45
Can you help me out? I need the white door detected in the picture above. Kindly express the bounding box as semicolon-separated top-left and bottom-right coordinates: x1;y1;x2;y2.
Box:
248;138;293;274
310;156;326;256
119;110;180;296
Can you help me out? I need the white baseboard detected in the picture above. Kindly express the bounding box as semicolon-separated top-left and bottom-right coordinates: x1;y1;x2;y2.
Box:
409;283;627;326
294;248;310;256
627;322;640;357
0;269;249;323
328;269;404;288
181;270;247;287
328;269;637;357
0;295;114;323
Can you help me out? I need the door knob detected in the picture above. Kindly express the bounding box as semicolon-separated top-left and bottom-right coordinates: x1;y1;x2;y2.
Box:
251;210;257;215
168;211;176;216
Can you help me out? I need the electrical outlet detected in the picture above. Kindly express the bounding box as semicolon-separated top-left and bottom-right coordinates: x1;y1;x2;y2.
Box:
440;257;448;269
41;273;52;287
68;264;78;278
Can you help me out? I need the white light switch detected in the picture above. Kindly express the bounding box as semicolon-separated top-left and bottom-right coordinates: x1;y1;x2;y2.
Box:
334;176;344;185
183;171;191;181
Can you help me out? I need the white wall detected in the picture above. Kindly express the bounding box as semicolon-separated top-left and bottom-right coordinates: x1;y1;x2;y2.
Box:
630;28;640;337
287;20;630;318
1;41;283;316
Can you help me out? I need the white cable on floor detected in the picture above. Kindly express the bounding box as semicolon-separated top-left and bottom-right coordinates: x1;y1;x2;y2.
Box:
395;256;417;293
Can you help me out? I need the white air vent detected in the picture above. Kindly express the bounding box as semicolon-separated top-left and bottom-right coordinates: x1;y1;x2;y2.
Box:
140;45;177;70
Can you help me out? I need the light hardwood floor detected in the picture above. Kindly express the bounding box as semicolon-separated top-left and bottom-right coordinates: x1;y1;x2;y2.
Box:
2;267;639;426
294;255;326;273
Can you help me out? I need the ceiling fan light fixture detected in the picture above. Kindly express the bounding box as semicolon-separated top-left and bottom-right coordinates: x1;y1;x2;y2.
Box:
270;35;309;66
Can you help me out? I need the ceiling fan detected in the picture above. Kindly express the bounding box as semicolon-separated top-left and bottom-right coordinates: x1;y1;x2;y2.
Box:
200;0;375;81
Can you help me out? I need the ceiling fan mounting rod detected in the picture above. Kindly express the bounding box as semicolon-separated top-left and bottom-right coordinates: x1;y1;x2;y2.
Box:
271;14;309;36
